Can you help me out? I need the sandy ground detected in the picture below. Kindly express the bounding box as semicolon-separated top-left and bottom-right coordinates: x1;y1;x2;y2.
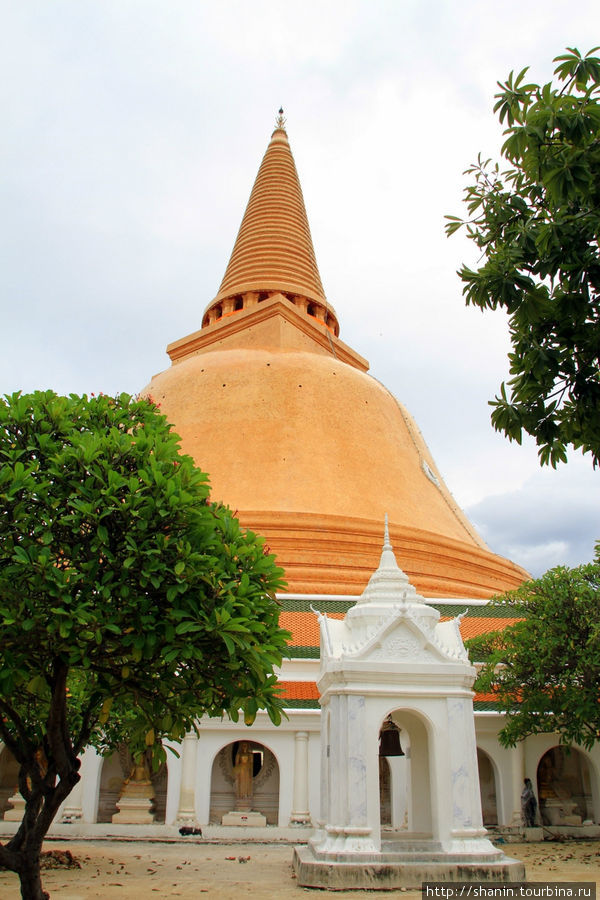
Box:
0;839;599;899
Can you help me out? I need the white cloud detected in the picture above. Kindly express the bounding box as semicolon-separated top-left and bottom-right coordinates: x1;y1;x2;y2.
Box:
467;460;600;575
2;0;598;571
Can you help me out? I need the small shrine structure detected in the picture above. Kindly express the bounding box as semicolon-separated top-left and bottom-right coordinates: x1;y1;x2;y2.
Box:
293;520;525;889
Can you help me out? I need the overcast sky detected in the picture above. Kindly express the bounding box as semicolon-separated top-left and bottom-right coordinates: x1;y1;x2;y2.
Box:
2;1;599;576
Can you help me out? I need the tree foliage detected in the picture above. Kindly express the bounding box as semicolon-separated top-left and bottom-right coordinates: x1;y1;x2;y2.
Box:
0;390;288;898
466;562;600;750
446;47;600;467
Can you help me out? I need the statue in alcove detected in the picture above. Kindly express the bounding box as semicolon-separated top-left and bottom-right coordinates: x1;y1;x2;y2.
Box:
233;741;254;811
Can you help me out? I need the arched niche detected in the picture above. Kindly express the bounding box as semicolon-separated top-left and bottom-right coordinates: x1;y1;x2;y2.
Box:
477;748;498;826
209;740;280;825
96;746;168;823
537;746;596;825
0;745;20;818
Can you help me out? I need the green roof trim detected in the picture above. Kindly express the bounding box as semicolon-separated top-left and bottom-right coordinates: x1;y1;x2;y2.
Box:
281;599;519;619
280;598;354;613
285;647;320;659
284;699;320;709
430;604;520;619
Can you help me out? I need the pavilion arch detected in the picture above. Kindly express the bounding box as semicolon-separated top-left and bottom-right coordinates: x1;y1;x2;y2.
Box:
96;746;168;824
476;748;499;825
209;738;280;825
536;745;599;825
377;707;434;836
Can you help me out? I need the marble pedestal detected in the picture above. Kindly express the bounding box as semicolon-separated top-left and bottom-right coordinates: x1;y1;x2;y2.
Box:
112;781;155;825
3;792;25;822
541;797;582;826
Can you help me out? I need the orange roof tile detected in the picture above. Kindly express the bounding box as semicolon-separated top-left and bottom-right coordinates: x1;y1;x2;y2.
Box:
458;616;522;640
279;610;344;646
473;691;501;704
278;681;320;701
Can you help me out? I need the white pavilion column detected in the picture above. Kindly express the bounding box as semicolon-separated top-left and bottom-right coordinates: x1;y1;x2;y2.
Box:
176;731;198;823
445;697;487;843
60;772;84;822
290;731;311;825
316;692;378;855
509;741;525;826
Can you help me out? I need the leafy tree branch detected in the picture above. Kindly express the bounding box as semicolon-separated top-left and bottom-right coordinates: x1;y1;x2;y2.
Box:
447;47;600;467
466;560;600;750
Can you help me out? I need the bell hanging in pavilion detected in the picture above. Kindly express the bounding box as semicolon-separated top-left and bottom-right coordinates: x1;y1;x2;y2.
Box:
378;717;404;757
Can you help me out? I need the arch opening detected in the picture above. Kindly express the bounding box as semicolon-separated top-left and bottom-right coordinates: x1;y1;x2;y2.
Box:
96;746;167;824
209;740;280;825
0;746;20;819
537;746;596;825
477;748;498;826
378;709;430;836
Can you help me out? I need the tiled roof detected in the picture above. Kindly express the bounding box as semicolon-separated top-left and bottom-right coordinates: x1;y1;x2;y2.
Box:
278;680;320;709
458;616;521;640
279;611;344;648
280;606;520;656
278;680;320;700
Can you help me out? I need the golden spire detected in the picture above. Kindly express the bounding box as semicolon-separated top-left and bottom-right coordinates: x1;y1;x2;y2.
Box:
210;111;328;310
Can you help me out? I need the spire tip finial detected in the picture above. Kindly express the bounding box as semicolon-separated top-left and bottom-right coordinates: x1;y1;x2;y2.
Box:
276;107;286;130
383;514;392;550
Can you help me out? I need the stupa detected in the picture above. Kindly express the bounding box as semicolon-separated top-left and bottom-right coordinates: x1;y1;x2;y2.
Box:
144;111;527;600
3;113;598;843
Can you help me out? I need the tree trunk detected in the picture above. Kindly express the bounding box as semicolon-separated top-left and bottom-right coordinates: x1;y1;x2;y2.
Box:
6;771;78;899
17;846;49;900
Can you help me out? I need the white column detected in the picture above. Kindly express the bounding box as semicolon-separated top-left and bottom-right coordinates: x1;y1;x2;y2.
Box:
290;731;311;825
510;741;525;826
317;692;378;855
60;772;84;822
176;731;198;823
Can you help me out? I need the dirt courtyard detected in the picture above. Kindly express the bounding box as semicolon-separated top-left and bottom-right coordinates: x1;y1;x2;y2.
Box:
1;839;599;899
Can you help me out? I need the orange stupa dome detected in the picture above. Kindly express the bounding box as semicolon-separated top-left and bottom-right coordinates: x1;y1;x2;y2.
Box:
144;112;527;598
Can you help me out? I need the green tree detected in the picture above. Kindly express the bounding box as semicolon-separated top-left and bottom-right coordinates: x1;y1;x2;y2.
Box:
446;47;600;467
0;391;289;900
466;562;600;749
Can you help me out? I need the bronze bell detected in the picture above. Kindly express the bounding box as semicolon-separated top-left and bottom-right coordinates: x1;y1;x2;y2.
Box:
379;717;404;757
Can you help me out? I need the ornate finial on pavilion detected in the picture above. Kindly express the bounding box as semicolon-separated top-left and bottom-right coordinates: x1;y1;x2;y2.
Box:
351;514;421;608
276;106;286;130
383;513;392;550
